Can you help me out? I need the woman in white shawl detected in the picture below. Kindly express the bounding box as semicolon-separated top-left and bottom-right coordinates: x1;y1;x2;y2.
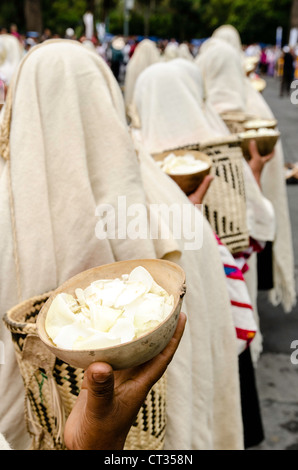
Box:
131;56;268;441
162;41;179;62
177;43;193;61
131;58;277;447
196;35;296;363
131;58;228;154
0;34;24;86
124;39;160;118
0;40;243;450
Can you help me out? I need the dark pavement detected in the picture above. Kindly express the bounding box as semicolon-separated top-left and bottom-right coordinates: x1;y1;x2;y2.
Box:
250;75;298;450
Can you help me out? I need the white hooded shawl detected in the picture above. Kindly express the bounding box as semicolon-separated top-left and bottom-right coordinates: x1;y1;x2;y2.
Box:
196;36;296;315
0;40;243;450
0;34;24;85
124;39;160;114
131;58;229;154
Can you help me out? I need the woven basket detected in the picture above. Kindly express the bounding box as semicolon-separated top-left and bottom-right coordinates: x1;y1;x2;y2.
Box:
199;136;250;254
3;293;167;451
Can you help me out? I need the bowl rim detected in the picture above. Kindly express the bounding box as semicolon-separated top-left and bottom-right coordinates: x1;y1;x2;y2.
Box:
152;149;212;177
244;118;278;129
239;131;280;141
36;259;186;355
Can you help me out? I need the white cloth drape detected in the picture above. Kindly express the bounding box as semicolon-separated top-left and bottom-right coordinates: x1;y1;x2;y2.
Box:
131;58;228;154
196;32;296;362
0;40;243;450
0;34;24;85
124;39;160;115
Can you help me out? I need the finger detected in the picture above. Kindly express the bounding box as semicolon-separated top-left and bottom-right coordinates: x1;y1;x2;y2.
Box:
133;313;187;390
262;150;275;162
85;362;115;417
197;174;214;197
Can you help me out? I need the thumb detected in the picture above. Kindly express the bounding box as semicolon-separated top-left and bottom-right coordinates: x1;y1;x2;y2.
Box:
248;139;260;159
85;362;115;417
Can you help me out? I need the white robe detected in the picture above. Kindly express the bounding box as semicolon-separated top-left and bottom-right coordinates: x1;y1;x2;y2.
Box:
196;35;296;362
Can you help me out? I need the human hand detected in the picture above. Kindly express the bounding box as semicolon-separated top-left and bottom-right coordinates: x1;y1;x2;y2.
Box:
64;312;187;450
248;139;275;188
188;174;214;205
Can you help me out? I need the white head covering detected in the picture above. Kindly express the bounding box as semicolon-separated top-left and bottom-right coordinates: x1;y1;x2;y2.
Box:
81;39;95;50
177;43;193;61
0;39;158;450
124;39;160;113
131;58;228;154
0;34;24;84
212;24;243;54
162;42;178;61
0;40;243;450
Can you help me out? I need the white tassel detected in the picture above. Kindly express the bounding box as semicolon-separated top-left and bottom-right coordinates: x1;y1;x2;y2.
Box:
48;376;66;445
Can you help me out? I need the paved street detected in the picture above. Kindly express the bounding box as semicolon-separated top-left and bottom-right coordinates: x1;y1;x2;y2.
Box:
250;75;298;450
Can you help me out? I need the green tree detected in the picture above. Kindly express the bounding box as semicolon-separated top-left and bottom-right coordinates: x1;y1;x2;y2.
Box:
0;0;294;43
199;0;292;44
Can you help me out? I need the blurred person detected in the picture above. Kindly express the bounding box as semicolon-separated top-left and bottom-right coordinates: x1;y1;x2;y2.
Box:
96;40;108;62
204;25;296;315
24;37;37;52
0;40;244;451
144;53;274;447
124;39;160;118
196;31;296;367
161;41;178;61
41;28;52;42
177;42;193;61
266;46;277;77
83;10;94;40
259;48;268;75
0;34;24;85
65;28;75;40
130;58;267;450
110;36;125;82
280;46;295;97
10;24;20;41
128;38;139;58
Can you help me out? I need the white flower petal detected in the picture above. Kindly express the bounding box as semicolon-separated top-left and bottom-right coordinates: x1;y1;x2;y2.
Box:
45;293;79;340
128;266;153;292
109;318;135;343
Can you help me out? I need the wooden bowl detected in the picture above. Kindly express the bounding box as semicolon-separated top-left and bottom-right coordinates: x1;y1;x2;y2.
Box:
36;259;186;370
240;132;280;160
244;118;277;131
153;149;212;195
